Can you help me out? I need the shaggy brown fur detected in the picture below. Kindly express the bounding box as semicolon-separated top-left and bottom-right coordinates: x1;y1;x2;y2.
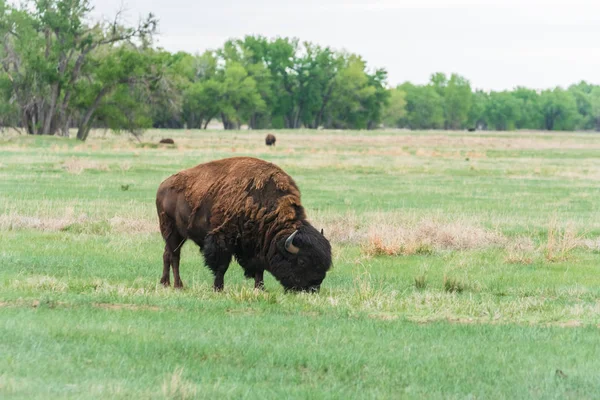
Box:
159;138;175;144
265;134;276;146
156;157;331;291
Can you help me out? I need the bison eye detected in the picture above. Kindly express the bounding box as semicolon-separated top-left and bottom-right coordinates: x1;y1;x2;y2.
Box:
298;259;305;267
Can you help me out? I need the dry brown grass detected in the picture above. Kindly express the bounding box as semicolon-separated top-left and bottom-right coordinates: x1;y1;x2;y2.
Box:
543;220;583;262
505;237;536;265
161;367;197;400
0;213;156;234
361;218;505;256
61;157;110;174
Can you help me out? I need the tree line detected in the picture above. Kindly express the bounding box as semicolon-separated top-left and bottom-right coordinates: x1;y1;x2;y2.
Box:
385;75;600;131
1;1;599;141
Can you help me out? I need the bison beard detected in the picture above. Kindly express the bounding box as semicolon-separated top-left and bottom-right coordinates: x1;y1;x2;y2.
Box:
156;157;332;292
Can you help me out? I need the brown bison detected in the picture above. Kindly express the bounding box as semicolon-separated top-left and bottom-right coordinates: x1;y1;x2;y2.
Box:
159;138;175;144
156;157;331;292
265;134;276;146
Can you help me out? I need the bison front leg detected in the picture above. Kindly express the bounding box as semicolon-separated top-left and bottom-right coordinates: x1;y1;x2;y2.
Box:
207;254;231;292
254;270;265;290
203;234;233;292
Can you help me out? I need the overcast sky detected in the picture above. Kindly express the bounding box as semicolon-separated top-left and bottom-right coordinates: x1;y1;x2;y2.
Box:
91;0;600;91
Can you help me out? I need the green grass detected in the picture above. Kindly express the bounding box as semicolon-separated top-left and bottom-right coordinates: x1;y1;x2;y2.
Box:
1;129;600;399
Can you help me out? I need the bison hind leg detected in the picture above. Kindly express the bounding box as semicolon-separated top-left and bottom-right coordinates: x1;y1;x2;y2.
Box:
159;212;186;288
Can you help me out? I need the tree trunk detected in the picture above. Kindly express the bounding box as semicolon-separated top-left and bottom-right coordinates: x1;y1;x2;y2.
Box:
76;87;112;141
42;83;60;135
314;86;334;128
23;112;34;135
35;101;45;134
203;113;217;130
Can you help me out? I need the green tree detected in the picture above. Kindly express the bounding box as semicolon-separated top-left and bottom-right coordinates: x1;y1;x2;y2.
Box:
539;88;578;130
468;90;488;130
444;74;472;129
325;55;388;129
429;72;447;97
511;87;542;129
568;81;594;130
178;51;220;129
398;82;444;129
484;91;521;130
382;87;407;128
0;0;157;136
588;86;600;131
73;46;166;141
218;62;265;130
220;37;274;129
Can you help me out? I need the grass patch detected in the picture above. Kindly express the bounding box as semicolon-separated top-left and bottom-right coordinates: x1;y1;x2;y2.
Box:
2;129;600;398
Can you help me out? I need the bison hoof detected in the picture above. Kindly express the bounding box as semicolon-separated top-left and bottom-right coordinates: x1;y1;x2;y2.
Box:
160;279;170;287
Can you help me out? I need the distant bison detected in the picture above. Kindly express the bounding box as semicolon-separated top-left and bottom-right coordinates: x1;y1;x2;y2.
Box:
467;128;476;132
265;134;276;146
159;138;175;144
156;157;331;292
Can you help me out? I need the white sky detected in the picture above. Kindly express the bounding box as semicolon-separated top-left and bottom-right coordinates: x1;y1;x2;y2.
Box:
91;0;600;91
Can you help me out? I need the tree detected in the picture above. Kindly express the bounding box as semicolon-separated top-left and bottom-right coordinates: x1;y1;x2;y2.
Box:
218;62;265;130
468;90;488;130
568;81;594;130
73;46;166;141
178;51;220;129
588;86;600;131
443;74;472;129
512;87;542;129
539;88;578;130
484;91;521;130
429;72;447;97
0;0;157;136
382;87;407;128
324;55;388;129
219;37;274;129
398;82;444;129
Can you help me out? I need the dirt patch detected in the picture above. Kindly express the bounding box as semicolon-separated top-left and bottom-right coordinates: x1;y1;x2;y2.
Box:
368;312;399;321
225;308;259;315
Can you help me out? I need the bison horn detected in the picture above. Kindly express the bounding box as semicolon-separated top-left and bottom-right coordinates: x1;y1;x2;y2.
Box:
285;230;300;254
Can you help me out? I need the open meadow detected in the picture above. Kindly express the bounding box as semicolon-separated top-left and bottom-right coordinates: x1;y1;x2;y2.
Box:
1;129;600;399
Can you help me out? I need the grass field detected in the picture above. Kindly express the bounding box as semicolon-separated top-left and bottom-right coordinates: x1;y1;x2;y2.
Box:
1;129;600;399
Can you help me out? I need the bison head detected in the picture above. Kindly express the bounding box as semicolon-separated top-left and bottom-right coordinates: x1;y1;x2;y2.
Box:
269;224;332;292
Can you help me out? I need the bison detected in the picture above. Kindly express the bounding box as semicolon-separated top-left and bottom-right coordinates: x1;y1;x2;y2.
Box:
265;134;276;146
156;157;332;292
159;138;175;144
